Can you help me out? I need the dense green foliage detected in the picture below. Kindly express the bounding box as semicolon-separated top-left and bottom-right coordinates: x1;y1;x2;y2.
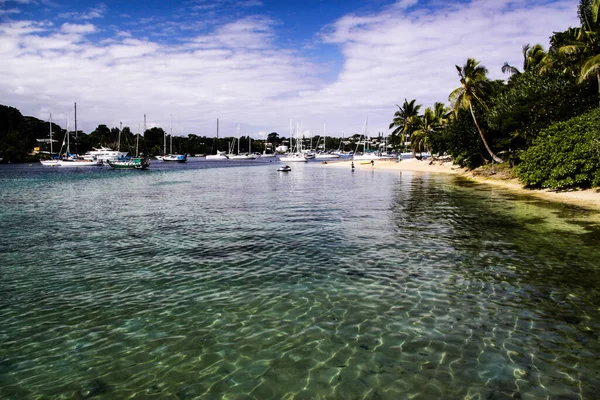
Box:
515;107;600;189
489;71;596;148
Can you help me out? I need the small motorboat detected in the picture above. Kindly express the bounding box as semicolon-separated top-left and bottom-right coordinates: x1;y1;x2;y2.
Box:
277;165;292;172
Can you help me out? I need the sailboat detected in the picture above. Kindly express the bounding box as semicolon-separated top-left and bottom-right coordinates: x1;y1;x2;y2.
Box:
51;104;102;167
163;118;187;162
352;117;389;162
40;114;60;166
230;125;256;160
206;118;229;160
315;124;340;160
108;124;150;169
280;120;308;163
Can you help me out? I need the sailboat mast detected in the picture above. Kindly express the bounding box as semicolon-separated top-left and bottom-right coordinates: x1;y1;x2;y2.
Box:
49;114;53;156
170;115;173;155
118;122;122;152
74;102;78;155
136;124;140;157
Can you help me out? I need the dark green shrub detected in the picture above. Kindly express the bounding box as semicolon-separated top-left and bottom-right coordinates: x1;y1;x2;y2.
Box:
515;108;600;189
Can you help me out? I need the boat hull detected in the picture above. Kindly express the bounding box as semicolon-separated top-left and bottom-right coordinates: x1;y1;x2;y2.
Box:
108;157;150;170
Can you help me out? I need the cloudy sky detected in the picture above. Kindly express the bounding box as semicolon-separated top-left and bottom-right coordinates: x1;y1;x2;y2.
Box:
0;0;579;138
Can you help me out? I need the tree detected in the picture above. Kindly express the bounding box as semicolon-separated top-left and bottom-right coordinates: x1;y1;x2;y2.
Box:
388;99;421;152
559;0;600;103
503;44;546;76
449;58;503;163
411;108;435;155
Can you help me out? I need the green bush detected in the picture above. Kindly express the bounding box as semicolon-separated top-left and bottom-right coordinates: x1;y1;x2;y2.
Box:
515;107;600;189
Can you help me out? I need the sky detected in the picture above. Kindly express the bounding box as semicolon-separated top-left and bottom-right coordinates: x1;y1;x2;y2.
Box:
0;0;579;139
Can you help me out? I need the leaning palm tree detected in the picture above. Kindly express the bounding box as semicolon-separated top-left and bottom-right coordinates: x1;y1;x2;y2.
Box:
389;98;421;153
449;58;503;163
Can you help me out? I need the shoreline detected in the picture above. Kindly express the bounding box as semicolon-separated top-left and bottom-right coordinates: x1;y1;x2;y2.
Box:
324;158;600;211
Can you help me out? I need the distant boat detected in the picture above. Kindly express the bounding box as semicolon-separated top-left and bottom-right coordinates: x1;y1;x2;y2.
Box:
206;118;229;160
229;126;256;160
277;165;291;172
163;121;187;162
108;125;150;170
82;147;127;164
314;129;340;159
352;117;391;162
206;151;228;160
163;154;187;162
280;120;308;163
40;114;60;166
43;105;101;167
108;157;149;169
280;153;307;162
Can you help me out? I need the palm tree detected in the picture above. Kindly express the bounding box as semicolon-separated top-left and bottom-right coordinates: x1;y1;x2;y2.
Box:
411;108;436;155
559;0;600;102
432;102;451;130
502;44;547;76
449;58;504;163
389;99;421;153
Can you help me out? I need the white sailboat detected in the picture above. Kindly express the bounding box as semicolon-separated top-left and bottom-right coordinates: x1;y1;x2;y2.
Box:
280;120;308;163
206;118;229;160
315;124;340;160
352;117;388;161
163;117;187;162
57;104;102;167
230;125;256;160
40;114;60;166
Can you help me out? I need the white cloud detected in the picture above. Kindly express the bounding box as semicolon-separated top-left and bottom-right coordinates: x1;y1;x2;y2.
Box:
0;0;581;139
60;22;95;34
58;3;106;20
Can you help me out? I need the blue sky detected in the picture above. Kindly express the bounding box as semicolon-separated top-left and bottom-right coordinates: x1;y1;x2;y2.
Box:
0;0;579;138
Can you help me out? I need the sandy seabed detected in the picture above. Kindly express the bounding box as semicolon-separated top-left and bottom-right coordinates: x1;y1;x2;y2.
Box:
324;158;600;212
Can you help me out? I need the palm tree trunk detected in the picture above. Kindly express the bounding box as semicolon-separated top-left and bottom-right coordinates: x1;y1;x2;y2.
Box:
469;101;503;163
597;71;600;106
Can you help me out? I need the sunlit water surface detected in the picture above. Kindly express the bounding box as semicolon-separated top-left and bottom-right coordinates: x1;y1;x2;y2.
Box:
1;160;599;399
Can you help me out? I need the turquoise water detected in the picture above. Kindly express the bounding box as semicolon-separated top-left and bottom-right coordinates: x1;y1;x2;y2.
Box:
1;160;599;399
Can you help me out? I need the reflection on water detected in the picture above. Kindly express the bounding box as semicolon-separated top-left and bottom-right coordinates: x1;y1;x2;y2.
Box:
0;163;599;399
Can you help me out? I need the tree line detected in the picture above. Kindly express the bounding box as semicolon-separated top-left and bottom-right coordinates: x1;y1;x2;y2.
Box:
0;107;363;162
389;0;600;189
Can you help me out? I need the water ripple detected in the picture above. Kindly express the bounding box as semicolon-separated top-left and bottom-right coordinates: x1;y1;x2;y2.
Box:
0;164;599;399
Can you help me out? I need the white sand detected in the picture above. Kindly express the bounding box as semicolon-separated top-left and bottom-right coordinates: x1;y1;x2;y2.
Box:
324;159;600;211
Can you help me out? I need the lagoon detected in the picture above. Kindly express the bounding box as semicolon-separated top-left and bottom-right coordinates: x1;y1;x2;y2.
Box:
0;160;599;399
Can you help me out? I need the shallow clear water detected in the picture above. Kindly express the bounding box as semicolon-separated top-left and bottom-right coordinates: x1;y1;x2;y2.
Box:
1;160;599;399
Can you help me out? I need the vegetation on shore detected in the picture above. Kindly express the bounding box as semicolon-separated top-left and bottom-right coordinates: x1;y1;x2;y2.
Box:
390;0;600;190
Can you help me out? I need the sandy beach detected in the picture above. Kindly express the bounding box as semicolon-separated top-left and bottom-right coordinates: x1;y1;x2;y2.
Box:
324;158;600;211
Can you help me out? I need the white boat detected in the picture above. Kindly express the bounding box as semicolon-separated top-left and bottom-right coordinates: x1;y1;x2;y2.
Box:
206;118;229;160
280;120;308;163
83;147;127;163
206;151;229;160
314;130;340;159
229;126;256;160
42;104;101;167
280;153;307;162
162;119;187;162
352;117;392;162
40;114;60;166
163;154;187;162
277;165;291;172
